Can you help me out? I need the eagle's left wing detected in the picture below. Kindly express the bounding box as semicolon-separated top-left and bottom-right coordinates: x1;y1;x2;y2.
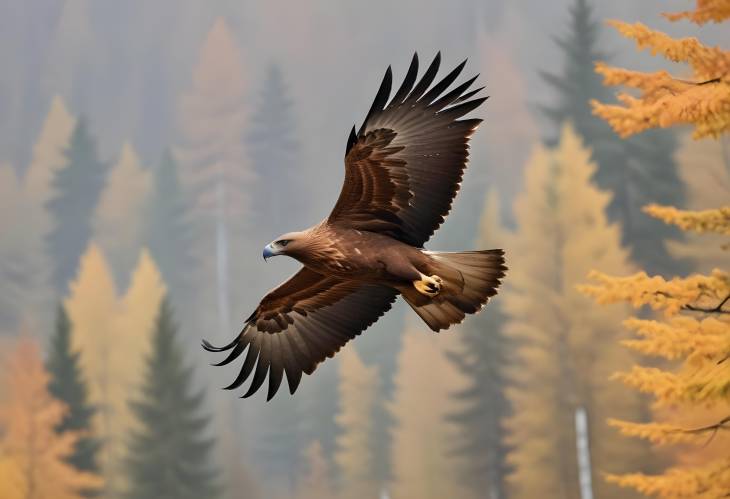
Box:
327;52;487;247
203;267;397;400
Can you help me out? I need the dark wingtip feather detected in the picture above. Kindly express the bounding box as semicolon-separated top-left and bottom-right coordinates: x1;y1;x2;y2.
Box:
202;337;238;353
391;52;420;104
211;342;244;366
346;124;357;155
359;65;393;134
410;52;442;101
420;58;467;105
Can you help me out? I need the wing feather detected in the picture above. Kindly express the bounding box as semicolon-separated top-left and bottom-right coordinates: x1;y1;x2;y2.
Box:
204;267;397;400
328;52;487;246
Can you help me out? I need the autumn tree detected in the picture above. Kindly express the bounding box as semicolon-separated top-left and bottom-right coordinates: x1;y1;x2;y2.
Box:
665;134;729;273
582;2;730;496
540;0;685;275
503;124;654;499
125;298;218;499
0;336;101;499
46;117;109;293
177;17;253;341
335;347;380;499
65;244;165;497
46;304;100;497
447;191;512;499
390;328;471;499
93;142;152;288
296;441;335;499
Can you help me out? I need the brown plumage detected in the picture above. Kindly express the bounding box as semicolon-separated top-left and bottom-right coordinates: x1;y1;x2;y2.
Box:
203;52;507;400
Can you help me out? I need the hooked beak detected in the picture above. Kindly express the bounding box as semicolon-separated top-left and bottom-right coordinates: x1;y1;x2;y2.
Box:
263;244;275;261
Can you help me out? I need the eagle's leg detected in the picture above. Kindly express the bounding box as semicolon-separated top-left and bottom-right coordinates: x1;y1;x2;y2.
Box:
414;273;443;297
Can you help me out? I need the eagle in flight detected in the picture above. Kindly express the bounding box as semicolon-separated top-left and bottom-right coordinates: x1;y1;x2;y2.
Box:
204;53;506;400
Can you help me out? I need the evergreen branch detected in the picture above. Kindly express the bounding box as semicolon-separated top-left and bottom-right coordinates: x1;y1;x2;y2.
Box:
680;415;730;447
683;293;730;314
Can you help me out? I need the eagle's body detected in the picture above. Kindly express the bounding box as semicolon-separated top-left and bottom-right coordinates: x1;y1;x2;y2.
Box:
204;53;507;400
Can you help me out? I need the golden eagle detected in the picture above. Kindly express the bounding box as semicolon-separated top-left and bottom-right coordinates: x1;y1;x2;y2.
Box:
204;53;506;400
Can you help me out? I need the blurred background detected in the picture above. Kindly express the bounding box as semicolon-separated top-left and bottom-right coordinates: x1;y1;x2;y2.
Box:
0;0;727;498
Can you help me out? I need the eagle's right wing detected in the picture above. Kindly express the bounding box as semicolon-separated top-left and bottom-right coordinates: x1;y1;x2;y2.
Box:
203;267;397;400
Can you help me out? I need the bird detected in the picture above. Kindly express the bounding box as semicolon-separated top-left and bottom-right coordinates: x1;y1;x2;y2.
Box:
203;52;507;401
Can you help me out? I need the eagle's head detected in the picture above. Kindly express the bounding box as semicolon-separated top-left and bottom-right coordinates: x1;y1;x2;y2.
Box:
263;231;307;260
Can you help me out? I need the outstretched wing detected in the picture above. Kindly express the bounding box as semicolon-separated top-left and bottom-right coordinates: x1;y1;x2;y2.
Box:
328;52;487;247
203;267;397;400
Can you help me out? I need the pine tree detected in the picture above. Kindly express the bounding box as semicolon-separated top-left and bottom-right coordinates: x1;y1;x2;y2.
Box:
93;142;152;288
389;328;471;499
540;0;684;276
144;149;196;317
0;335;102;499
247;64;306;235
446;191;511;499
46;116;109;293
46;304;100;497
503;124;654;499
125;298;218;499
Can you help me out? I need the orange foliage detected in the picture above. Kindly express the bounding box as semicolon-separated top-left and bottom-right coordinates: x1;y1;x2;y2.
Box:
0;336;102;499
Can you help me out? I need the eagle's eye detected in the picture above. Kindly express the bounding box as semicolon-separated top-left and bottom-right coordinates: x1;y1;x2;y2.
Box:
276;239;291;248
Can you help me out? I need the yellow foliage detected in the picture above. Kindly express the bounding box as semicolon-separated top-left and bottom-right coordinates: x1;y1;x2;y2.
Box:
502;124;651;499
389;327;471;499
591;21;730;138
663;0;730;24
644;204;730;235
65;244;165;497
0;336;102;499
335;347;379;499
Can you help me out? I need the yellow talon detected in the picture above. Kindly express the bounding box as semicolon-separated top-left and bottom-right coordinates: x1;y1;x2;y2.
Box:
414;274;443;297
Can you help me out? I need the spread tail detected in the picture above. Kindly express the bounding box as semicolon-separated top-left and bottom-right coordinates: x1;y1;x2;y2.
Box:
401;249;506;332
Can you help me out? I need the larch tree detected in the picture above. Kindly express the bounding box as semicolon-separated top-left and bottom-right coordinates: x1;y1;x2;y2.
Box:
503;124;654;499
176;17;253;342
540;0;685;276
21;96;75;336
125;298;219;499
335;347;380;499
297;441;335;499
46;304;101;497
665;134;729;273
0;336;102;499
65;244;165;498
389;328;471;499
447;191;512;499
46;116;109;293
581;2;730;496
93;142;152;288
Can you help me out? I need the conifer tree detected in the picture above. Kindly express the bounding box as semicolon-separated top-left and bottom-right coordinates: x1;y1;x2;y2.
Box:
247;64;306;235
582;2;730;496
93;142;152;288
46;304;100;497
503;124;653;499
0;335;102;499
297;441;335;499
144;149;196;315
447;192;511;499
125;298;218;499
335;347;380;499
540;0;684;276
46;116;109;293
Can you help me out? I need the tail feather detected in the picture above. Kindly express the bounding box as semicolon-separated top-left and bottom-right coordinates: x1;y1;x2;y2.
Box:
402;249;506;332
